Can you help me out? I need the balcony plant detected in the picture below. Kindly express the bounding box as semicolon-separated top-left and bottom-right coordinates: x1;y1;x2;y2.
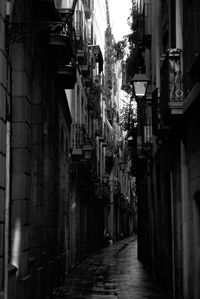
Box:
119;98;137;132
88;84;101;120
112;1;144;83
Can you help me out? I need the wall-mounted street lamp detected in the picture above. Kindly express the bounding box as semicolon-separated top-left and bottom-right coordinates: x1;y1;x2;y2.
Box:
82;142;93;160
130;72;151;158
130;73;150;98
54;0;78;13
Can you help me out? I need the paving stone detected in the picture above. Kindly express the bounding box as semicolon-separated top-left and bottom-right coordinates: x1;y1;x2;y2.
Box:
53;236;172;299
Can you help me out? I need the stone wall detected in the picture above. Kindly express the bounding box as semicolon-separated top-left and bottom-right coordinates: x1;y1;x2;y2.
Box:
5;1;71;298
184;99;200;299
0;0;7;296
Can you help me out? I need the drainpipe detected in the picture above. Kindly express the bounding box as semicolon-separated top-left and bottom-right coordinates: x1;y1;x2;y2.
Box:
170;171;175;298
4;2;11;299
176;0;183;50
4;115;11;299
180;140;189;297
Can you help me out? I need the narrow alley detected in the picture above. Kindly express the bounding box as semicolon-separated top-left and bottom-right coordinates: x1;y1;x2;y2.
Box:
53;236;171;299
2;0;200;298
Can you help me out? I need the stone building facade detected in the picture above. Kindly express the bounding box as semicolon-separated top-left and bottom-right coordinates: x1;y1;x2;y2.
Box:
0;0;7;296
0;0;137;298
0;0;107;298
1;0;74;298
132;0;200;298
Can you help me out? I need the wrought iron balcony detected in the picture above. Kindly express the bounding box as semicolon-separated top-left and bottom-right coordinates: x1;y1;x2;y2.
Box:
71;123;88;161
6;0;78;44
136;134;152;159
94;181;110;202
48;26;74;65
7;0;77;87
79;45;103;87
89;45;103;73
81;58;92;80
93;119;103;137
71;123;86;149
75;11;89;64
106;140;117;155
77;48;88;65
118;158;126;172
81;65;90;77
113;179;120;195
74;10;84;48
160;48;184;118
86;24;92;45
84;77;92;87
82;0;91;19
56;63;76;89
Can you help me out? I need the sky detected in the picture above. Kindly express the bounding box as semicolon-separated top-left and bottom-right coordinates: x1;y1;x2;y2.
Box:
109;0;132;42
108;0;132;110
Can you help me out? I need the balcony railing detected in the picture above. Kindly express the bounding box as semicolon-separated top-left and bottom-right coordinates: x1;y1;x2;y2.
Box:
160;48;184;117
75;10;83;46
71;123;86;149
81;64;90;77
94;181;110;202
82;0;91;19
48;27;74;65
89;45;103;73
77;47;88;65
93;119;102;137
74;10;89;65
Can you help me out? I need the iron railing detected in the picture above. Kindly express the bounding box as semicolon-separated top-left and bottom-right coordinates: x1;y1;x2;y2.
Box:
160;48;183;116
71;123;86;149
82;0;91;19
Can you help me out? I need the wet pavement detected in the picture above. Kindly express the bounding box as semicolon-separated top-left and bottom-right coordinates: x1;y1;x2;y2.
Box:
53;236;172;298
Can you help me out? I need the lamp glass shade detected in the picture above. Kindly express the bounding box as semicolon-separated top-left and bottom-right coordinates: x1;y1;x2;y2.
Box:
133;81;148;97
54;0;74;10
127;135;133;141
132;73;149;98
82;143;93;160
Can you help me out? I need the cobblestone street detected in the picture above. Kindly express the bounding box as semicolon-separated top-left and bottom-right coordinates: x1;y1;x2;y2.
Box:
53;236;172;299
